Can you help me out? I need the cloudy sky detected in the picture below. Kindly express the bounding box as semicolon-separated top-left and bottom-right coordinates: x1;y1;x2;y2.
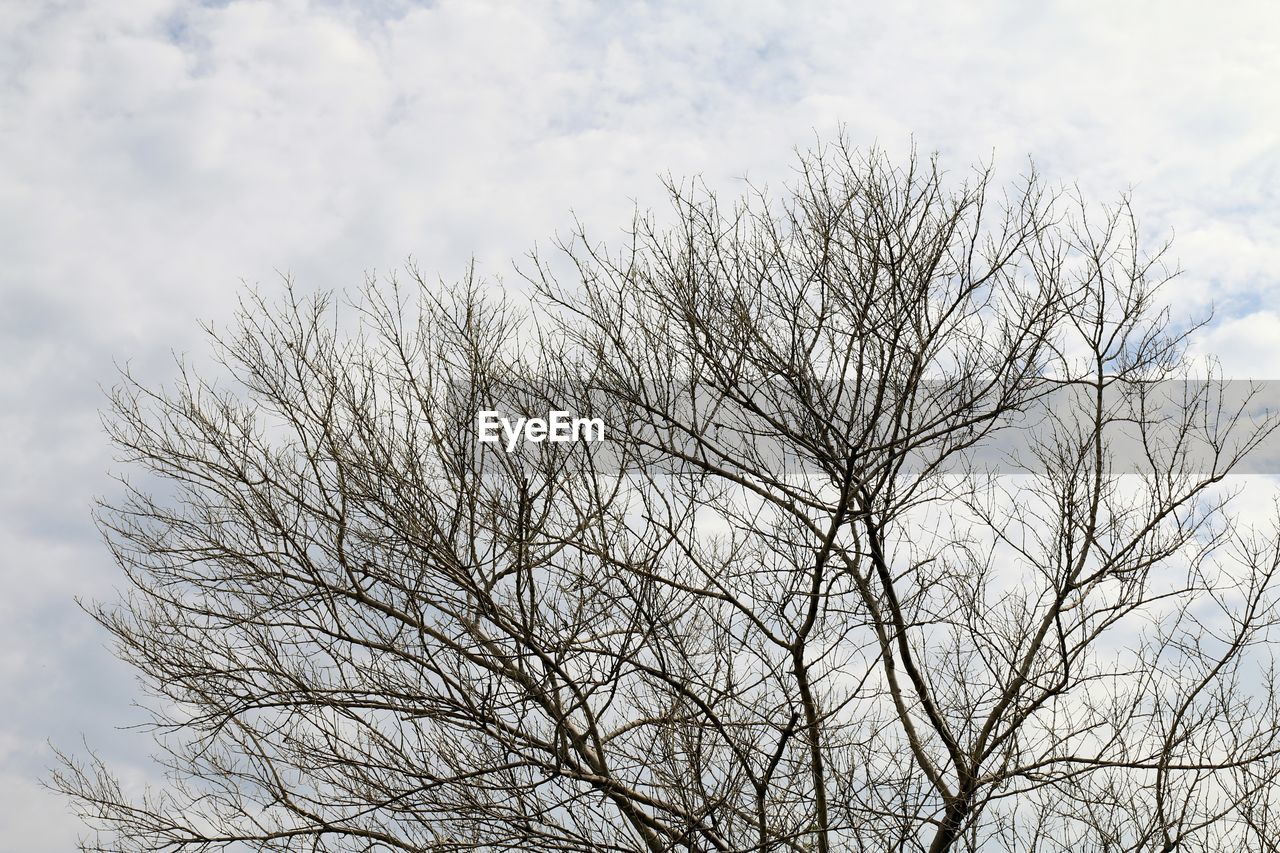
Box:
3;1;1279;848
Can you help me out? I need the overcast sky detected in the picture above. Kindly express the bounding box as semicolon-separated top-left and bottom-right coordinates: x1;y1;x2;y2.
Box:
3;1;1280;849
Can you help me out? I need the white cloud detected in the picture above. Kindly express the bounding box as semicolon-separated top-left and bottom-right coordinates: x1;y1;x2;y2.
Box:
1190;310;1280;377
3;1;1280;848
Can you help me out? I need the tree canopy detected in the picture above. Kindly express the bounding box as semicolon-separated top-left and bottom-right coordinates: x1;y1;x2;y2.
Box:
55;140;1280;853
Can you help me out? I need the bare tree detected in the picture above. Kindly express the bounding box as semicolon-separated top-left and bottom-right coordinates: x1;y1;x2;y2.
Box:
54;139;1280;852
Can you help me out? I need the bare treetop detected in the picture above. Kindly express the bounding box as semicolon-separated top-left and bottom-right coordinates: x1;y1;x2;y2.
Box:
54;140;1280;852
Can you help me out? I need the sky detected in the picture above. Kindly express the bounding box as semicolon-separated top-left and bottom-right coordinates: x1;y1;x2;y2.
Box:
2;1;1279;849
